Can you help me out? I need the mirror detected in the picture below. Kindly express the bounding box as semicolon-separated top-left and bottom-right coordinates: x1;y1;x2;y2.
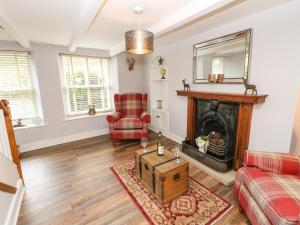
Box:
193;29;252;84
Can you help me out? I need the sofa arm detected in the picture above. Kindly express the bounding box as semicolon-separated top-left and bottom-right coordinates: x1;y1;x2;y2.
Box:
106;112;121;124
141;111;151;123
244;150;300;175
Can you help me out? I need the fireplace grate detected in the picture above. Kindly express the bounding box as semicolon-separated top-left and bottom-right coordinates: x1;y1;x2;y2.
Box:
207;142;226;157
182;140;233;173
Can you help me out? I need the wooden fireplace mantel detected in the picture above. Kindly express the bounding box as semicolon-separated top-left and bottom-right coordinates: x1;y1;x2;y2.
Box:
177;90;268;170
176;90;267;104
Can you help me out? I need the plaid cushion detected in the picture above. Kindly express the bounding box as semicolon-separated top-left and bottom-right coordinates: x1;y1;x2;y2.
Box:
109;127;147;139
141;93;147;111
140;111;151;123
244;150;300;175
235;167;300;225
237;181;272;225
114;118;142;130
114;94;122;112
120;93;143;117
106;112;121;124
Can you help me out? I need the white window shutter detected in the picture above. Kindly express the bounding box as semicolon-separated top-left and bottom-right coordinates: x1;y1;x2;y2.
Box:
60;54;111;116
0;51;40;126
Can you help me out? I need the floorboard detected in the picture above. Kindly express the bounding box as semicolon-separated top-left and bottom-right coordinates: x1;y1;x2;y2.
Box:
17;132;249;225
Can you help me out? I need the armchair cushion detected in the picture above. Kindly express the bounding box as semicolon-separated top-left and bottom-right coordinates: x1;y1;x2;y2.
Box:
120;93;144;117
114;118;142;130
236;167;300;225
140;111;151;123
244;150;300;175
106;112;121;124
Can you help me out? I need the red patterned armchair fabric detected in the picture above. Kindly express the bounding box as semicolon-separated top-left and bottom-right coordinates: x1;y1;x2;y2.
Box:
244;151;300;175
234;150;300;225
106;93;150;141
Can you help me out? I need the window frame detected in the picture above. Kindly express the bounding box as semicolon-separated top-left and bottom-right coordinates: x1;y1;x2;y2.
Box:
58;53;112;118
0;50;44;127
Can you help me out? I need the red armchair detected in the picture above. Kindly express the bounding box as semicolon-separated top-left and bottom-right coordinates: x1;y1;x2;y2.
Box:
234;150;300;225
106;93;151;144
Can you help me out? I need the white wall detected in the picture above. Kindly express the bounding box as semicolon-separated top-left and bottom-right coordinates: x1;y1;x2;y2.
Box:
116;52;144;93
290;87;300;155
0;41;142;152
143;0;300;153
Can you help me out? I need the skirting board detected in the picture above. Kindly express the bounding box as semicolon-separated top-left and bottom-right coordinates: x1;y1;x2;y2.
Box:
20;128;109;152
149;126;183;144
149;127;235;186
5;179;25;225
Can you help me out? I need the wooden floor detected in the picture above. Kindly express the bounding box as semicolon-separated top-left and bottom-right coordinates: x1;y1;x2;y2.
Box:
17;132;249;225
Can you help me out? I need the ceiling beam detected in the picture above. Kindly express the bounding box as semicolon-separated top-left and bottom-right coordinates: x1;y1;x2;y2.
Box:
109;0;243;56
0;6;30;48
69;0;108;52
149;0;239;37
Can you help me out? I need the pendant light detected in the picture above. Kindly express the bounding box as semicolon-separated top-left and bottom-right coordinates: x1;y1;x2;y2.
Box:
125;7;154;54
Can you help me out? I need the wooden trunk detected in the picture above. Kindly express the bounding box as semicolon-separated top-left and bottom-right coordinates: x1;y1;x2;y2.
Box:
140;151;175;194
155;159;189;204
134;146;157;179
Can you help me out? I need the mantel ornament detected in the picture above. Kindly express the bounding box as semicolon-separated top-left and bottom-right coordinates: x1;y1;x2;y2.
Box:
182;79;190;91
243;77;257;95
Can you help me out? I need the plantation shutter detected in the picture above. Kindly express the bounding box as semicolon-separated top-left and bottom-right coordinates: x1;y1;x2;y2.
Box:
60;54;111;116
0;50;39;125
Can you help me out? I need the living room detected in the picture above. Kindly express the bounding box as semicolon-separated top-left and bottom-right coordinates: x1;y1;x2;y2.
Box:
0;0;299;225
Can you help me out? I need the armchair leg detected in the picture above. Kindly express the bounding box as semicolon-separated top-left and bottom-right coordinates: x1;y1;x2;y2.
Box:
237;202;244;214
112;139;117;146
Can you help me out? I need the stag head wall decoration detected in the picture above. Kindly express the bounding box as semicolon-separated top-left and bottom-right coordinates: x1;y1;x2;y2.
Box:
127;58;136;71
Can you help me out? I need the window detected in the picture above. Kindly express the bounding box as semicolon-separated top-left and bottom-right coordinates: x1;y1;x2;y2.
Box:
212;57;224;74
0;50;42;126
60;54;111;117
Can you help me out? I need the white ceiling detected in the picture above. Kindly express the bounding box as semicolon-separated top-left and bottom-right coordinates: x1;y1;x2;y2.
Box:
0;0;83;45
0;28;13;41
80;0;190;50
0;0;294;55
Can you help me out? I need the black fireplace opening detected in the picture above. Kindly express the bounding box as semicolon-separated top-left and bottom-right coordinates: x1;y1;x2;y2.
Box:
182;99;239;172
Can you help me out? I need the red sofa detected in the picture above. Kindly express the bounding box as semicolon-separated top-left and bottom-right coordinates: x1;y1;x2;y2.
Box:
106;93;151;144
234;150;300;225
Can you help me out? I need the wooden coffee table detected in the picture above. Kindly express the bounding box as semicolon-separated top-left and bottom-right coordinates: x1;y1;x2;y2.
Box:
135;147;189;204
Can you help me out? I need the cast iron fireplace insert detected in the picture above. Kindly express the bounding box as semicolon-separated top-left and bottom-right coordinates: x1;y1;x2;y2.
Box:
182;99;239;172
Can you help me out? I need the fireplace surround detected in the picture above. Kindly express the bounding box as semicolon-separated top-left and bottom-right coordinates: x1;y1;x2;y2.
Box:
177;90;267;171
181;99;239;172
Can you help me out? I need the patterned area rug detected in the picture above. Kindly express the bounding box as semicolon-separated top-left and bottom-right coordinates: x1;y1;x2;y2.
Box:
111;160;232;225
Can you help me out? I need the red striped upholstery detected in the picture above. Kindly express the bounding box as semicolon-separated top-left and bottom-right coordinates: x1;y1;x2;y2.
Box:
244;151;300;175
114;118;142;129
235;151;300;225
120;93;143;117
106;112;121;123
106;93;150;141
140;111;151;123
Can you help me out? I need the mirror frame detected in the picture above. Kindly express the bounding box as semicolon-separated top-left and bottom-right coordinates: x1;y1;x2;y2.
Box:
193;29;252;84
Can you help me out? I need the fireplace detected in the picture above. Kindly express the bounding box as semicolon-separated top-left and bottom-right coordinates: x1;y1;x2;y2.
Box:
177;90;268;172
182;100;239;172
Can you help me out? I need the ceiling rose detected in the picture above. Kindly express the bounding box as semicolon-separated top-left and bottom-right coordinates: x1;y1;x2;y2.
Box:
125;6;154;55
